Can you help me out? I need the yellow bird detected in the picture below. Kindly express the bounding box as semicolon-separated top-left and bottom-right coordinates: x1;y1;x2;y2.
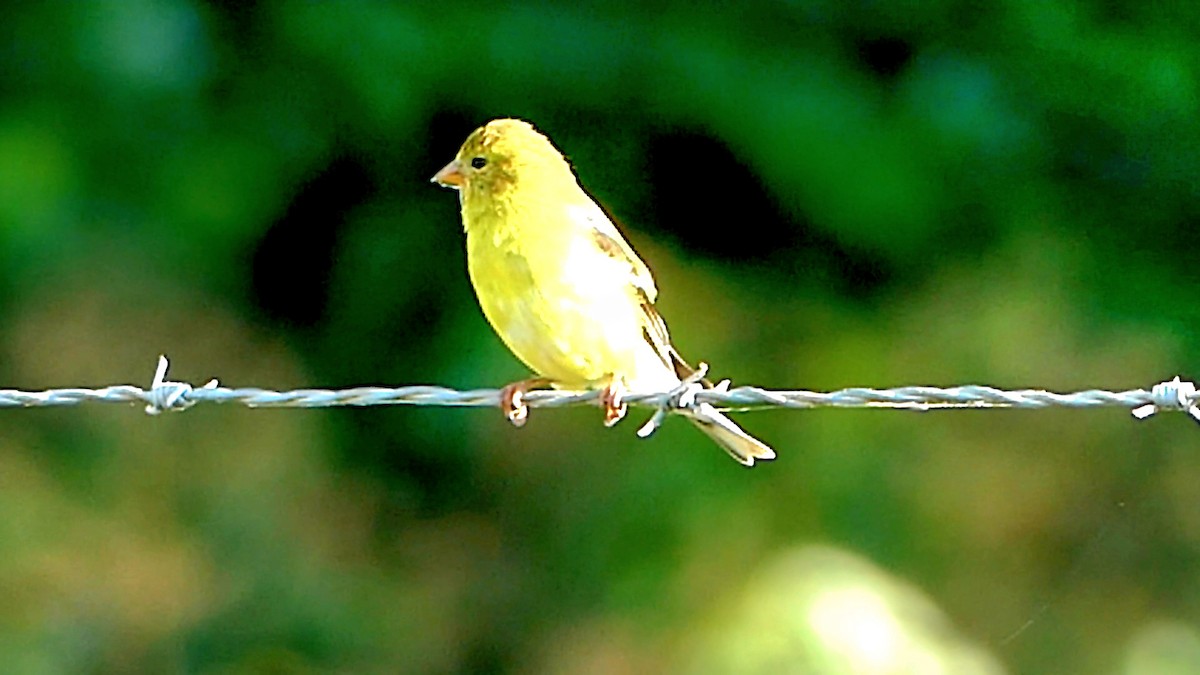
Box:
432;118;775;466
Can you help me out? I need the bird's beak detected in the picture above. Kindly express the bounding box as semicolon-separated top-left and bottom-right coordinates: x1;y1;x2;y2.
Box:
431;159;464;189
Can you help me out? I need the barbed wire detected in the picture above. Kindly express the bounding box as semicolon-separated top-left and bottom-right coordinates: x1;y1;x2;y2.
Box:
0;357;1195;433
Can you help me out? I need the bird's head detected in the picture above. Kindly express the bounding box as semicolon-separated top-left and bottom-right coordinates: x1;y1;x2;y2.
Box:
432;118;574;202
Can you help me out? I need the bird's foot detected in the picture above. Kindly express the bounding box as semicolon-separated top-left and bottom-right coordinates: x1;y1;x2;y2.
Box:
599;377;628;427
499;377;552;427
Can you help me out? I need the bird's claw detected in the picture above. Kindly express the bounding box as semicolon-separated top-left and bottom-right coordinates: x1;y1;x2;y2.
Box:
600;380;627;427
500;383;529;427
499;378;551;427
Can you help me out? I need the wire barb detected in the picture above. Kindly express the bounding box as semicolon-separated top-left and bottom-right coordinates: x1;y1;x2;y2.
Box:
1131;376;1200;424
636;363;712;438
143;355;219;415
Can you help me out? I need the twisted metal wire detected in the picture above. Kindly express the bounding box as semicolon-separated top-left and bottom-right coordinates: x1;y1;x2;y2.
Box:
0;357;1194;427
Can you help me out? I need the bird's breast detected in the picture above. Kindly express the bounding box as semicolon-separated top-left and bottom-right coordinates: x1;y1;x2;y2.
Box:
463;200;676;390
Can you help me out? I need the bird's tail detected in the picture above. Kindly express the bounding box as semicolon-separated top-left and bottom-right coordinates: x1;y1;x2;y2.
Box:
685;402;776;467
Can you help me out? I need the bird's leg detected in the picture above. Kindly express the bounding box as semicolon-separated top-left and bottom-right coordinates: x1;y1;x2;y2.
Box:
599;375;628;428
499;377;553;427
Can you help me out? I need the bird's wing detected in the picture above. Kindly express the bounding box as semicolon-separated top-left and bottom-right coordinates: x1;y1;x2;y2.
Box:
569;204;657;303
637;286;701;381
569;203;699;381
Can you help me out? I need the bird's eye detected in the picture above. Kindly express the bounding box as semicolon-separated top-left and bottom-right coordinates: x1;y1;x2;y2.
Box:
470;156;487;169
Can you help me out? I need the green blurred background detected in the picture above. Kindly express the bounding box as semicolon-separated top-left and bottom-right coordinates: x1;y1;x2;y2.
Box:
1;1;1198;673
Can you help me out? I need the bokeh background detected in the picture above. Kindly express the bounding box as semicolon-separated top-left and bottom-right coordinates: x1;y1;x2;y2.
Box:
1;2;1198;673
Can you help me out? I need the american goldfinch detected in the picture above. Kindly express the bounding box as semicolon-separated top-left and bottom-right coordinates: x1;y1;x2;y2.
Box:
432;118;775;466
